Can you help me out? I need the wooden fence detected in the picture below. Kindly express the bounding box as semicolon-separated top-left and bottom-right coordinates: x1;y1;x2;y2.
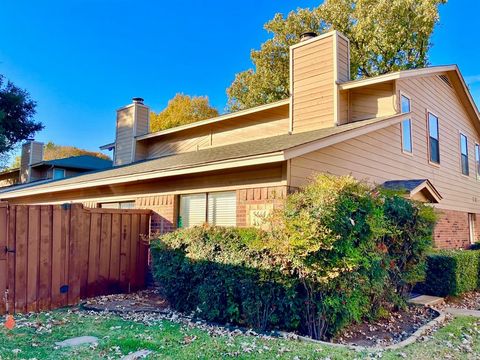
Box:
0;203;151;315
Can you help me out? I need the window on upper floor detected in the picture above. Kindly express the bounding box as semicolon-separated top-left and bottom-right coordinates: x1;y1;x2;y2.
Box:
460;133;469;176
178;191;236;228
400;95;412;153
53;168;66;180
475;144;480;179
428;112;440;164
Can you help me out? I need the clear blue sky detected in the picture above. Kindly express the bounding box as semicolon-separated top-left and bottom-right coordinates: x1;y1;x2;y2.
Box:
0;0;479;158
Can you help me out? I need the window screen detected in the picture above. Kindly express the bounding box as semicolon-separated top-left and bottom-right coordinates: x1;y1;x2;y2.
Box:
207;191;237;226
428;113;440;164
460;134;469;176
400;96;412;154
179;193;207;228
475;144;480;179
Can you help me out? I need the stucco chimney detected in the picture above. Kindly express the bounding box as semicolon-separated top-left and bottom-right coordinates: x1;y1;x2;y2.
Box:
20;140;44;183
289;30;350;133
113;97;150;166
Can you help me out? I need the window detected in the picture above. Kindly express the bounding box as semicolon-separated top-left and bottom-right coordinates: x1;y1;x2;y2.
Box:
460;133;469;176
469;213;477;244
53;168;66;180
476;144;480;179
178;191;236;228
428;112;440;164
100;201;135;209
400;95;412;153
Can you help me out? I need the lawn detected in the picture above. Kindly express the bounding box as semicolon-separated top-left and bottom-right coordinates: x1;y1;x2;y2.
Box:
0;309;479;359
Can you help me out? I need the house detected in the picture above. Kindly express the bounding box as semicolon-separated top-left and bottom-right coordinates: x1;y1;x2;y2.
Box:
0;141;113;188
1;30;479;249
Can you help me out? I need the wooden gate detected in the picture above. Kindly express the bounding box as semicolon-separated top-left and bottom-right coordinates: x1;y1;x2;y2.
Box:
0;203;151;315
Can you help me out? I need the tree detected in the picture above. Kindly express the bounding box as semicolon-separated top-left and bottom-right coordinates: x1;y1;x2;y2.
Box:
150;94;219;132
0;75;43;158
9;141;110;169
227;0;446;111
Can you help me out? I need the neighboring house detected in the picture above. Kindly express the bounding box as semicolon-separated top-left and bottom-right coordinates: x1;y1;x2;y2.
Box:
1;30;479;249
0;141;112;188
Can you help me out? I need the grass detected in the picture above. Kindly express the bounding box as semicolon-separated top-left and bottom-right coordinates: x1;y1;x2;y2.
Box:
0;309;479;359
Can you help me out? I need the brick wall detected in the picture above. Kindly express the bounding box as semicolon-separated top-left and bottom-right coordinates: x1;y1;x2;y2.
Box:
136;195;177;235
236;186;289;227
433;209;473;249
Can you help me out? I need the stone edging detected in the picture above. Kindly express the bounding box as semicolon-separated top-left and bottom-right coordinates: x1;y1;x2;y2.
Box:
277;307;446;352
80;301;446;352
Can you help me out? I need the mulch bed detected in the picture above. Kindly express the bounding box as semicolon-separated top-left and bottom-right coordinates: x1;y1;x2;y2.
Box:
83;290;440;347
82;289;169;313
444;290;480;310
332;306;438;347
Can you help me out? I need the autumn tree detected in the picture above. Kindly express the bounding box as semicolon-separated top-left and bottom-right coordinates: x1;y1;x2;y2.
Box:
227;0;446;111
0;75;43;165
150;94;218;132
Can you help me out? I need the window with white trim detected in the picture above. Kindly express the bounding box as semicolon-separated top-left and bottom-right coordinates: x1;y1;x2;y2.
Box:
460;133;469;176
400;95;412;153
100;201;135;209
428;112;440;164
178;191;237;228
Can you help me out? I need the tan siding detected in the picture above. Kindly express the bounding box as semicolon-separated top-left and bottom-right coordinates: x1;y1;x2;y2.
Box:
145;105;289;159
290;74;480;213
135;105;150;137
336;36;350;83
115;107;134;166
349;82;396;121
292;36;335;133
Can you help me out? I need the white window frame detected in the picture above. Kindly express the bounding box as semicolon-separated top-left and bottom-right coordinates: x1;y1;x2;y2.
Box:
427;110;440;166
459;132;469;176
400;93;413;155
475;143;480;180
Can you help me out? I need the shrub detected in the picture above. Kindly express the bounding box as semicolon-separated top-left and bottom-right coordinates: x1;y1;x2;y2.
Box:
151;174;436;339
423;250;480;296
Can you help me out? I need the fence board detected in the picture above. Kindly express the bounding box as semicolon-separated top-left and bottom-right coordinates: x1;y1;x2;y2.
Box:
0;203;151;315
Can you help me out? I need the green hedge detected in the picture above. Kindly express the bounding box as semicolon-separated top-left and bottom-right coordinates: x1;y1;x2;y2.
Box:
151;175;436;339
423;250;480;296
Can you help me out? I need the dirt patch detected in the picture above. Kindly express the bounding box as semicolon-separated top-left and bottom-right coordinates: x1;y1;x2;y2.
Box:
82;289;169;313
444;291;480;310
332;306;438;347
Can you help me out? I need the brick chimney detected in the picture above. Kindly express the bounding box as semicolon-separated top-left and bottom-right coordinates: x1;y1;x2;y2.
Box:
20;140;44;183
290;30;350;133
114;97;150;166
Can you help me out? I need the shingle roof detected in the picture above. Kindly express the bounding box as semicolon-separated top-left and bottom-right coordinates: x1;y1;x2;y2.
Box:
382;179;428;192
32;155;113;170
0;115;396;196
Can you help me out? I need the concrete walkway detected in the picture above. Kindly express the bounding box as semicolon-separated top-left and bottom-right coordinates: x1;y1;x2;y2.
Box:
443;307;480;318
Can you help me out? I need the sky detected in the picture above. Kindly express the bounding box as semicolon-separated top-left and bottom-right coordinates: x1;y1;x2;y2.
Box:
0;0;479;159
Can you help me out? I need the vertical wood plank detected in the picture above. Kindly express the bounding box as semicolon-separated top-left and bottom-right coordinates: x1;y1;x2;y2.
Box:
14;206;28;313
119;214;131;292
109;213;121;286
67;204;82;305
0;203;7;315
137;214;150;288
38;206;52;311
87;213;101;297
26;206;40;313
79;211;91;298
59;205;70;307
98;214;112;294
7;205;16;314
51;206;63;308
129;214;139;290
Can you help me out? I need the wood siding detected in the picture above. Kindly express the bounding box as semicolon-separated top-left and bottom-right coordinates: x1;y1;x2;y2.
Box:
143;105;289;159
291;36;335;133
290;74;480;213
115;106;135;166
348;81;396;122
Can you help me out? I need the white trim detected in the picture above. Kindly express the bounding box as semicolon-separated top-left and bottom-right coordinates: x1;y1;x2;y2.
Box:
289;45;294;133
333;33;339;126
137;99;290;141
0;152;286;200
338;65;458;90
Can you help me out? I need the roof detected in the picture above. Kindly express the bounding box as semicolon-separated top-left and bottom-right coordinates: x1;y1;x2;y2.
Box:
31;155;113;170
136;99;290;142
0;112;406;199
382;179;442;203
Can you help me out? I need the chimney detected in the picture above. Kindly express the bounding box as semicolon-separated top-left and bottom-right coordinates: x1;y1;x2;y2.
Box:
20;140;44;183
113;97;150;166
289;30;350;133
